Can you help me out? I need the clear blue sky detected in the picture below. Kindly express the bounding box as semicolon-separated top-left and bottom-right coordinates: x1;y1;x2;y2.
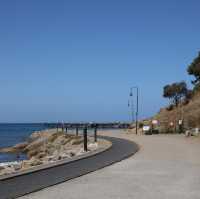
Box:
0;0;200;123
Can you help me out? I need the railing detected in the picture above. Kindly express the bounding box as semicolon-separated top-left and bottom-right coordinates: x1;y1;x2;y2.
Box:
45;122;130;129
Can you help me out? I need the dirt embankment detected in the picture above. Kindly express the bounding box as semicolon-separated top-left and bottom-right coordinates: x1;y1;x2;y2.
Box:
154;91;200;132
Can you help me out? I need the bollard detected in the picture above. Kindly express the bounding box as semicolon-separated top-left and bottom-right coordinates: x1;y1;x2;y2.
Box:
76;126;79;136
94;125;97;142
83;126;88;152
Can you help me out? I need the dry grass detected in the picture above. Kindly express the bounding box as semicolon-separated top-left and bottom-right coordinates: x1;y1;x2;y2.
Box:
154;91;200;132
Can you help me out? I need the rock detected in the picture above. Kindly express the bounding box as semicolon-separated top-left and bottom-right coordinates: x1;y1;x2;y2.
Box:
0;163;9;171
88;143;98;150
12;162;22;170
2;166;15;175
52;135;66;145
27;149;39;158
29;131;52;141
52;150;59;157
24;137;48;152
59;153;70;159
42;155;55;162
36;152;46;159
13;142;28;151
0;142;27;154
76;148;85;156
0;147;17;153
68;150;76;157
29;157;43;166
21;160;31;169
70;138;83;145
29;131;40;140
62;138;72;145
48;132;65;143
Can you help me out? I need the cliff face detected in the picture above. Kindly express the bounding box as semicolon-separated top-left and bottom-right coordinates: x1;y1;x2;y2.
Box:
154;91;200;133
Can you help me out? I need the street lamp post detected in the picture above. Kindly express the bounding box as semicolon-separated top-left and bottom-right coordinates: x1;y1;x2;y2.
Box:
128;99;135;123
130;86;139;135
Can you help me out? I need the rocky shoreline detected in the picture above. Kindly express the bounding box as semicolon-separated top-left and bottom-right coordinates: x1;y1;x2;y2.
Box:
0;129;99;176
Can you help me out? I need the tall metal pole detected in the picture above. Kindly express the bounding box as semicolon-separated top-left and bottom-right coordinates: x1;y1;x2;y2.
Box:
136;87;139;135
128;99;134;123
131;99;134;122
130;87;139;135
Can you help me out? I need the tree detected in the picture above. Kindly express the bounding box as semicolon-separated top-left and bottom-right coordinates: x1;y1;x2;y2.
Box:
183;89;193;105
163;81;188;107
187;52;200;88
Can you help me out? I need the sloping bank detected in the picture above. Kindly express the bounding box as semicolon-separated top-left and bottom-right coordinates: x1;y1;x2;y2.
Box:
0;136;138;199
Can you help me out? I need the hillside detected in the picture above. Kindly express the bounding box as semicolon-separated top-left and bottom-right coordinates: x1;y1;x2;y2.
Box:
154;91;200;133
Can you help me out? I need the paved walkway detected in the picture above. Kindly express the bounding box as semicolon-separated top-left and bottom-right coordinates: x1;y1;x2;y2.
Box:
20;130;200;199
0;136;137;199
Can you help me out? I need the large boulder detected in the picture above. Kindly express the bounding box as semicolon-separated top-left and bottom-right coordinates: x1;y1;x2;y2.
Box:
29;131;53;141
47;132;65;143
13;142;28;151
29;157;43;167
0;147;17;153
70;138;83;145
0;142;28;153
24;137;48;152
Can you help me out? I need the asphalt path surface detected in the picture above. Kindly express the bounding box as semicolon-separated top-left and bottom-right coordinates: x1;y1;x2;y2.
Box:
0;136;138;199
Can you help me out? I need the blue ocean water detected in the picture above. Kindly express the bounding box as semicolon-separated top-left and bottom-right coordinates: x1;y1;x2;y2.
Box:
0;123;47;163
